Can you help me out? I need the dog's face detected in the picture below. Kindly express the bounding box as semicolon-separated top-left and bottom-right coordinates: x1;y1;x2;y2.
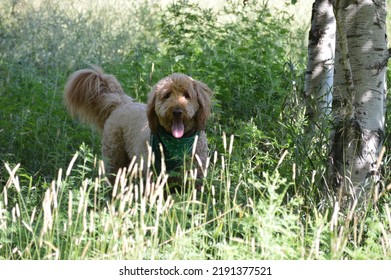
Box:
147;73;212;138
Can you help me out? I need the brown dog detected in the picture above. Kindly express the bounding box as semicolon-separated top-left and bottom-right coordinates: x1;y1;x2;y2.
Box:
64;66;213;189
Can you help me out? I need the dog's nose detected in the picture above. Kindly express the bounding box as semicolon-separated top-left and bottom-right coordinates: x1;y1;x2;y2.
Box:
172;108;183;118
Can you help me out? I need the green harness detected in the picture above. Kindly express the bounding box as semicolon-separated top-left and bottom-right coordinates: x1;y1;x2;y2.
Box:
150;127;199;174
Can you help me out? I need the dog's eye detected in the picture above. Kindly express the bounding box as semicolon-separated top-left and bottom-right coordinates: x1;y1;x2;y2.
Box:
163;91;171;100
183;90;190;99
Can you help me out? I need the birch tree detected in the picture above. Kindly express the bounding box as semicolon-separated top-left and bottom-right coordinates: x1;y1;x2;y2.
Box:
329;0;389;203
304;0;335;124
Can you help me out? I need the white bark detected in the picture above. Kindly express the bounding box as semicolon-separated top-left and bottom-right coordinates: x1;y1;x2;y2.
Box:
304;0;335;122
330;0;388;202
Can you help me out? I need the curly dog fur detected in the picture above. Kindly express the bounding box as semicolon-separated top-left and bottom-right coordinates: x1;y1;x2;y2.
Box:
64;66;213;186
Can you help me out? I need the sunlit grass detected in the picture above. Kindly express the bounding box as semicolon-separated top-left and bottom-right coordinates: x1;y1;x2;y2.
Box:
2;135;391;260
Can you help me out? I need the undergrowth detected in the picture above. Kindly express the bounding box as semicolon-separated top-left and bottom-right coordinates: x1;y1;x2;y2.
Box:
0;0;391;260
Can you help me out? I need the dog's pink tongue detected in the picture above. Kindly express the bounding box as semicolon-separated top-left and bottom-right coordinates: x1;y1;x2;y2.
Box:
172;120;184;138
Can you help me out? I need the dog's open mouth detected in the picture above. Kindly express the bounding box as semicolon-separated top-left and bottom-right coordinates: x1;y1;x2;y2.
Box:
171;119;184;138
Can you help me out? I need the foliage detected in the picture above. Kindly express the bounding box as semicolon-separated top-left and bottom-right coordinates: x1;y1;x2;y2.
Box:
0;0;391;260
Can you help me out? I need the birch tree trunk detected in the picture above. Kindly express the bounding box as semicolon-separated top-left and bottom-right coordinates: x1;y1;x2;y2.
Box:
329;0;388;203
304;0;335;124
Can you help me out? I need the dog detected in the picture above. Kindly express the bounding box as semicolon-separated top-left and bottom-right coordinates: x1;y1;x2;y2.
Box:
64;66;213;191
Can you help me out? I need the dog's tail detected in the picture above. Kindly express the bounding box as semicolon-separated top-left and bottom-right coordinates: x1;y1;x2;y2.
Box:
64;66;130;131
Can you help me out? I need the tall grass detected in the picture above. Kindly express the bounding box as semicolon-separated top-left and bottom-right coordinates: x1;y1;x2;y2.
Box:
1;0;391;260
2;137;391;260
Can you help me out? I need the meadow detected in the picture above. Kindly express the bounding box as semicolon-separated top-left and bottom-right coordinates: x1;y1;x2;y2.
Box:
1;0;391;260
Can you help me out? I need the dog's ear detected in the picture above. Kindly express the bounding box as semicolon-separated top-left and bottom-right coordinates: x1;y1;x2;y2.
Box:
147;87;159;134
193;80;213;131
